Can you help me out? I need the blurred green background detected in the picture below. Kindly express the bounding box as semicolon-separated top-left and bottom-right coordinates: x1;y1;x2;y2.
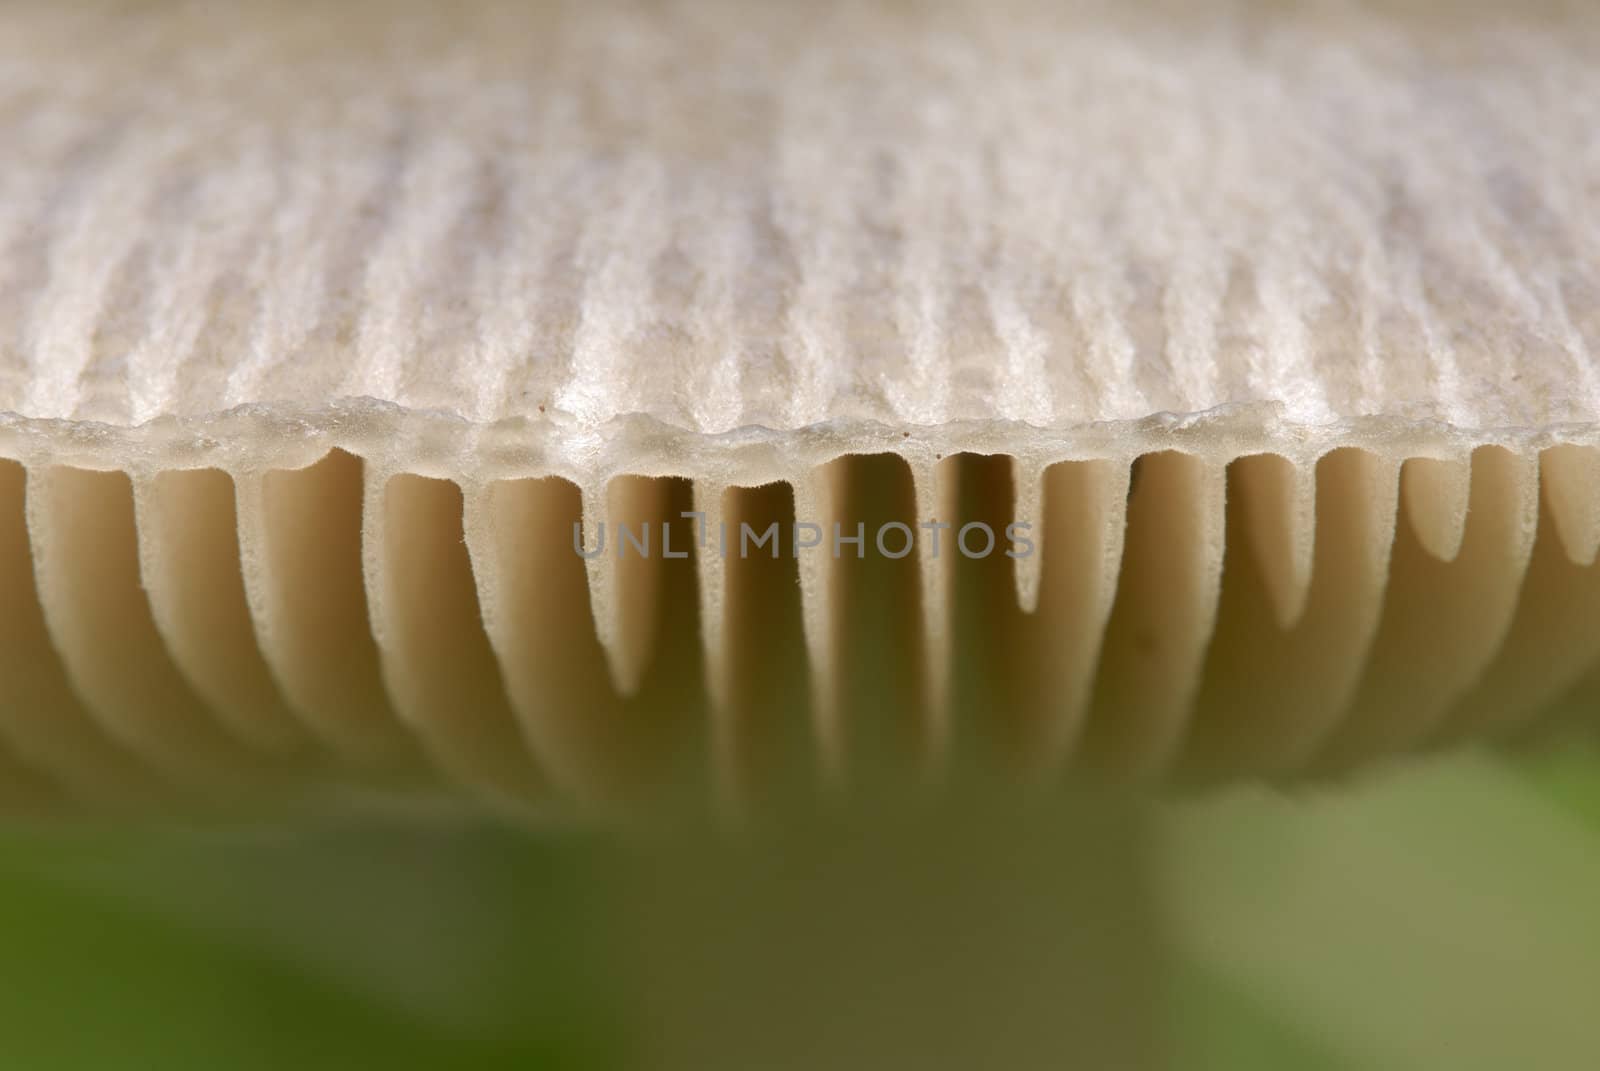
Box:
3;743;1598;1069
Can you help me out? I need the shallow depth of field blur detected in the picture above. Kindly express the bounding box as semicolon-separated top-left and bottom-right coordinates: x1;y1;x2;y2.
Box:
1;742;1598;1069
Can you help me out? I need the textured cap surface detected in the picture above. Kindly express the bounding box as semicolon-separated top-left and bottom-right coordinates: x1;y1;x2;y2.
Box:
2;0;1599;466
